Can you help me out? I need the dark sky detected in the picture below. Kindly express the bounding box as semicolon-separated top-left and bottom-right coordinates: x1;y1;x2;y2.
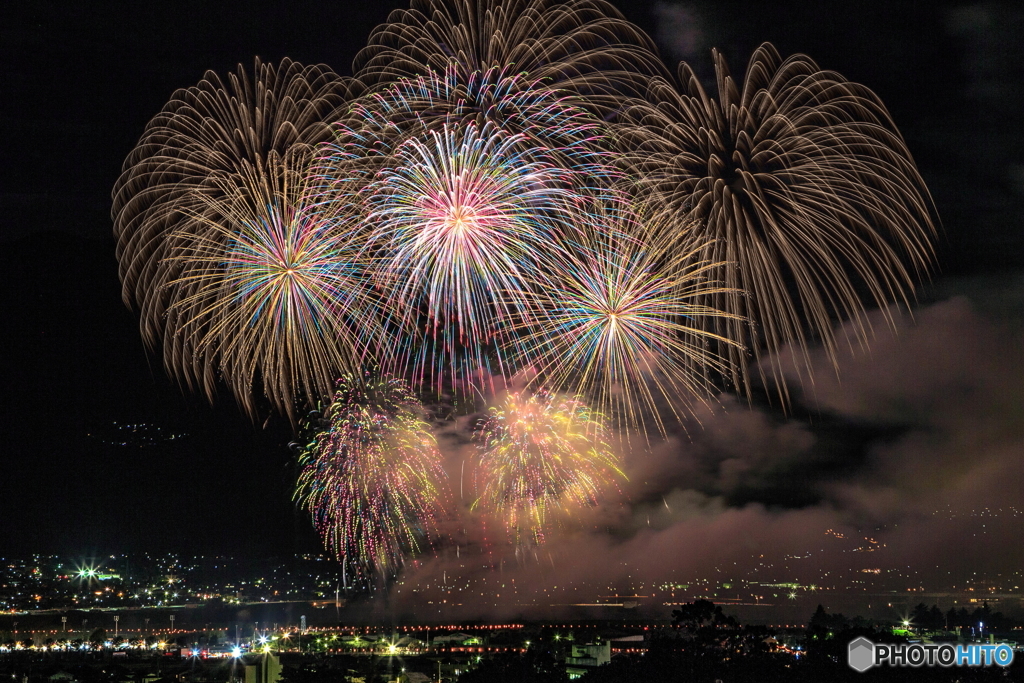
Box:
1;0;1022;559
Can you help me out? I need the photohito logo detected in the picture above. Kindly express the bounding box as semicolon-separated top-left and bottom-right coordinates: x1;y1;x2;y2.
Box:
848;637;1014;671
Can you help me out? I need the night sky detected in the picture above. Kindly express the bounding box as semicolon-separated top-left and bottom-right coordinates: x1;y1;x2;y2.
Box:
2;0;1022;567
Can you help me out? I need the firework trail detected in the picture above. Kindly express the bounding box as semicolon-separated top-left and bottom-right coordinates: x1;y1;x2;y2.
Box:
619;44;937;402
473;391;623;546
295;372;450;577
354;0;666;120
112;58;361;415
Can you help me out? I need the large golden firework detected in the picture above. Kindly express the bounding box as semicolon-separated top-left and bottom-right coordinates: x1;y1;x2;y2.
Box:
619;43;937;401
112;58;363;415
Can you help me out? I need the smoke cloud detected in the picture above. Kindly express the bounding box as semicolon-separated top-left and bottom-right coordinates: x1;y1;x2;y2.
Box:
380;276;1024;619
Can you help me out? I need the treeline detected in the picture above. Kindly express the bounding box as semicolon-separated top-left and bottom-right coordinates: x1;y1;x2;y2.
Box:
810;601;1021;633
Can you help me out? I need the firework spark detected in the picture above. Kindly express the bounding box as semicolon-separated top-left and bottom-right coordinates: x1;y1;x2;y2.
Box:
473;391;623;546
295;372;449;577
112;58;360;414
620;43;937;401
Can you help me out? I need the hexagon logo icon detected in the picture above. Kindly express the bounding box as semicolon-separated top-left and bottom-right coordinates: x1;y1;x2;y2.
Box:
848;636;875;672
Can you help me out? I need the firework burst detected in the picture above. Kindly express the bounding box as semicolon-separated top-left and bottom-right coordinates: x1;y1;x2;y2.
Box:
311;69;615;393
112;58;361;414
363;121;594;390
473;391;623;546
295;372;449;577
163;165;378;417
510;201;743;433
620;43;937;401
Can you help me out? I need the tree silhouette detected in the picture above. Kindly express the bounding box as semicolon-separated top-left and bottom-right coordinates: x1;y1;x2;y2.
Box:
672;599;738;631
